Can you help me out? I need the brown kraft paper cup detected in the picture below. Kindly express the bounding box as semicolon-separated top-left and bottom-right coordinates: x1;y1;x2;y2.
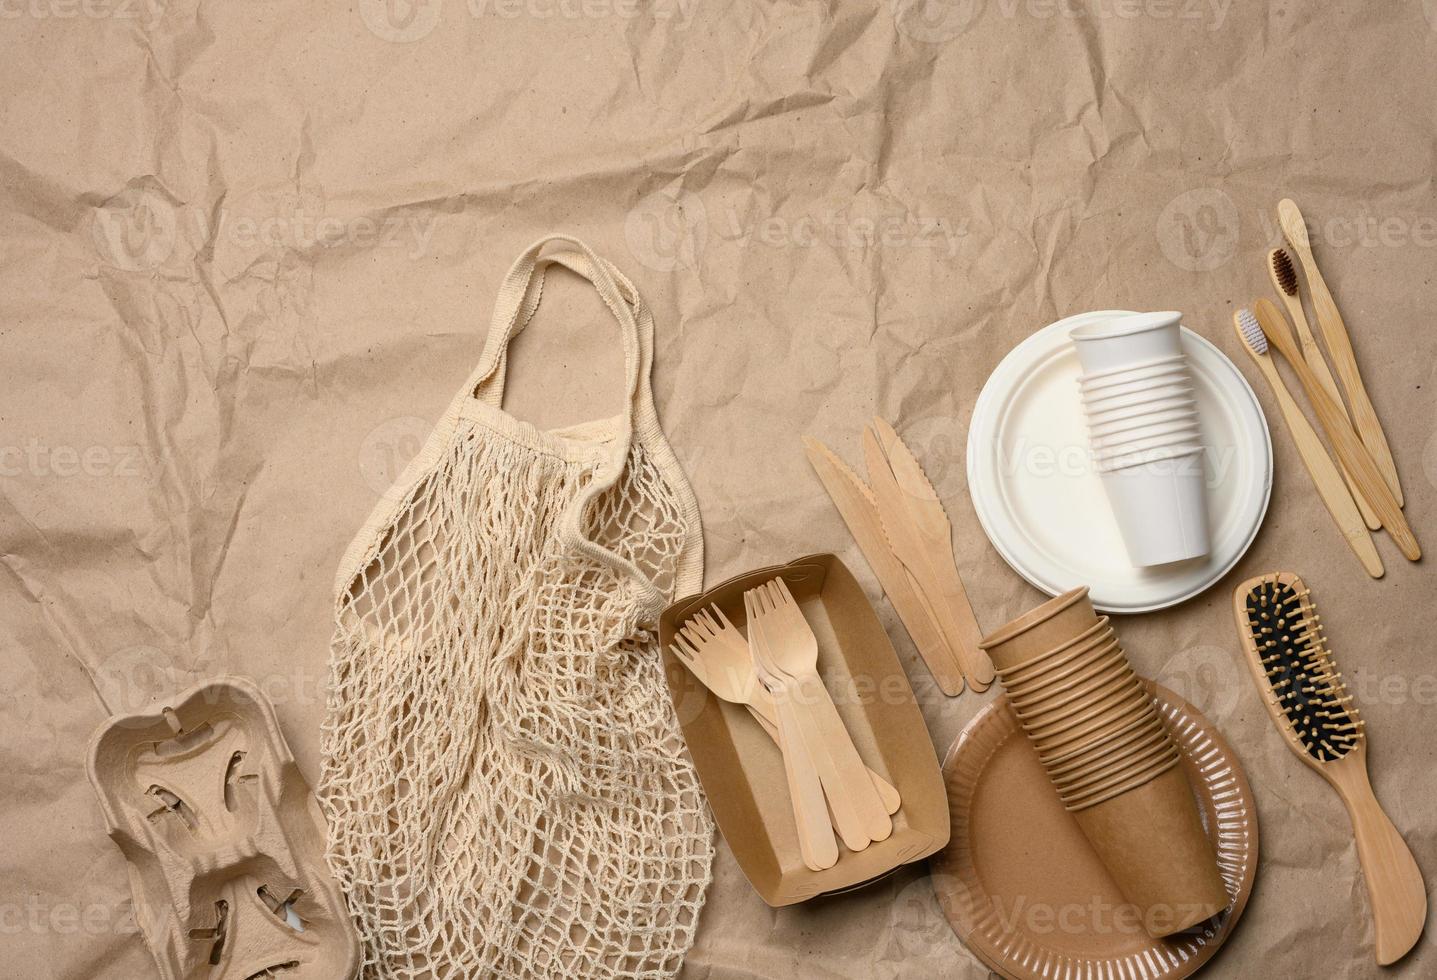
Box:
982;588;1103;674
1070;765;1230;935
1000;618;1114;683
981;588;1230;938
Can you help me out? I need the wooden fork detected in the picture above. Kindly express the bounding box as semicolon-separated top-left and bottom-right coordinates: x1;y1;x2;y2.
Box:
675;608;900;814
748;579;893;848
741;590;838;870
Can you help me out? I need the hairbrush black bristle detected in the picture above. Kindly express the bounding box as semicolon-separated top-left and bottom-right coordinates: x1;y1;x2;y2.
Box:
1232;571;1426;964
1270;248;1298;296
1240;574;1363;763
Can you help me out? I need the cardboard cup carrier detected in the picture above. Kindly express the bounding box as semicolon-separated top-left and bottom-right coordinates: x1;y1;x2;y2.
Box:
87;678;360;979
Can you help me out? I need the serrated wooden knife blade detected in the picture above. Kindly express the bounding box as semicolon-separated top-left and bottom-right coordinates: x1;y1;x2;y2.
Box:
803;435;966;697
864;418;994;691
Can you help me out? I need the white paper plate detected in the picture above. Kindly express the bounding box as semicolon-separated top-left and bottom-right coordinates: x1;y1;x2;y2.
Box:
967;311;1271;614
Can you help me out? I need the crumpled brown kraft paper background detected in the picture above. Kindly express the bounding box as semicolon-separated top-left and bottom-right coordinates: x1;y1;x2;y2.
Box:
3;2;1436;977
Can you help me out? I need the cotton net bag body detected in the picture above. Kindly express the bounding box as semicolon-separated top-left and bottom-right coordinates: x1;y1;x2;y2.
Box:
319;236;714;979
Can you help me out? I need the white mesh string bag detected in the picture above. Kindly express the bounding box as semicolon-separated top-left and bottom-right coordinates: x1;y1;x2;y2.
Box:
318;236;714;979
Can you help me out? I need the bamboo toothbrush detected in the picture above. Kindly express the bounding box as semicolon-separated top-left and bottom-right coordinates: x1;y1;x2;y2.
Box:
1269;248;1380;531
1251;299;1419;561
1278;199;1404;505
1233;310;1382;578
1233;573;1426;964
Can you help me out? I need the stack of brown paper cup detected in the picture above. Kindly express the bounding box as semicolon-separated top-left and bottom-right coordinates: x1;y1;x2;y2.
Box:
980;587;1229;937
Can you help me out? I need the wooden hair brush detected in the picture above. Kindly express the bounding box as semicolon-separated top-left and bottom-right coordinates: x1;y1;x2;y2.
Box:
1233;572;1426;964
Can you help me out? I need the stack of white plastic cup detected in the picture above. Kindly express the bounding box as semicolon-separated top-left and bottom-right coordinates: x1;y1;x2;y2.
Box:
1070;312;1210;567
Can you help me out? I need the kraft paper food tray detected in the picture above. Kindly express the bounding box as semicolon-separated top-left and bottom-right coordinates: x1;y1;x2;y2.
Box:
658;553;950;907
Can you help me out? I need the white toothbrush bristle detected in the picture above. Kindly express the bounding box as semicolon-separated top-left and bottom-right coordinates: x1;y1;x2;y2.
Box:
1238;308;1267;354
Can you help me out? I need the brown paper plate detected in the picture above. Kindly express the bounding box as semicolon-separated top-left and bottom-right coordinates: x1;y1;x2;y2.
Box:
933;681;1257;980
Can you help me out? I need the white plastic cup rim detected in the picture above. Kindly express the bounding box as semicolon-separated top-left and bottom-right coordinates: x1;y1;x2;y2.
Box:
1069;310;1184;342
1070;312;1185;376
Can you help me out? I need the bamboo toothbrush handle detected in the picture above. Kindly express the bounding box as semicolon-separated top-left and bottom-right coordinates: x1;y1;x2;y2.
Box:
1303;265;1404;505
1254;302;1419;560
1280;200;1404;504
1278;291;1381;531
1252;355;1383;578
1331;762;1428;965
1290;350;1418;559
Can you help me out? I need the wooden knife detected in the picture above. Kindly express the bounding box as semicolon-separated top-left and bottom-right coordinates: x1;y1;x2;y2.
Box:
863;419;994;692
803;436;967;696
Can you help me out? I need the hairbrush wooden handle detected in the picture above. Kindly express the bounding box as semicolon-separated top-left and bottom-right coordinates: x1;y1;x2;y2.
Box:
1278;199;1404;506
1327;752;1427;965
1253;299;1420;560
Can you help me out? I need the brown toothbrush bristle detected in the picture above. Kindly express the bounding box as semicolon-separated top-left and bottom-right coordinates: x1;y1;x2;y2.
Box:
1242;575;1363;763
1271;248;1298;296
